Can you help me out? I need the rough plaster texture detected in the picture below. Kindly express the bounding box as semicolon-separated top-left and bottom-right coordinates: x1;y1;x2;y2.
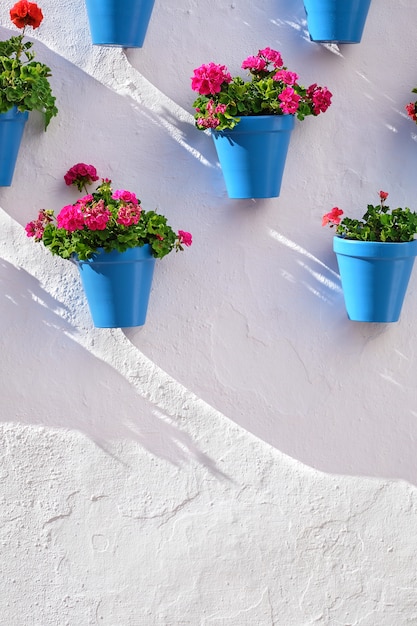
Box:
2;0;417;624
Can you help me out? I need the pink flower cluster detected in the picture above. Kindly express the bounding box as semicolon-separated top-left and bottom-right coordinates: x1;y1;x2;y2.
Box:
25;209;52;239
191;62;232;96
192;48;332;119
178;230;192;246
242;47;283;72
273;70;299;86
306;84;332;115
406;102;417;123
196;99;227;129
278;87;301;114
64;163;100;191
53;189;143;233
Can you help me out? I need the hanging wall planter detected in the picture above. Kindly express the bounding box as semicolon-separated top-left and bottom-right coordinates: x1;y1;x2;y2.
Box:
322;193;417;323
0;4;57;186
25;163;192;329
191;47;332;200
211;115;295;199
84;0;156;47
333;238;417;323
303;0;372;44
0;107;28;186
74;245;156;328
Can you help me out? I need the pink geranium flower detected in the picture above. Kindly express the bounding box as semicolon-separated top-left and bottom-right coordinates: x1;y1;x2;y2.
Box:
241;56;267;72
278;87;301;114
25;209;52;240
64;163;99;192
307;84;333;115
83;200;111;231
191;62;232;96
273;70;299;86
112;190;139;205
57;204;85;232
258;47;283;68
117;204;141;226
178;230;192;247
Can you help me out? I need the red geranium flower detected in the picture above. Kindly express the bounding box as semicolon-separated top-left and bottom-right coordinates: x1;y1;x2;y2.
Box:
10;0;43;30
322;207;344;227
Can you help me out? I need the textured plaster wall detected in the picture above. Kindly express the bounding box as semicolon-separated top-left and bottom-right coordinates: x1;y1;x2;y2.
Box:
1;0;417;624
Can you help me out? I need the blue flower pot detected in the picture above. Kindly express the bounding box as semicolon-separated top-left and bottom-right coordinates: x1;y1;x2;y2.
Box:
303;0;372;43
74;245;156;328
0;107;29;186
84;0;155;47
333;237;417;322
211;115;295;199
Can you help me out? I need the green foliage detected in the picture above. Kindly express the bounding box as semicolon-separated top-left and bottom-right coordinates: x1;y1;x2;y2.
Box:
0;34;57;128
41;209;180;261
192;76;315;132
336;202;417;243
28;178;191;261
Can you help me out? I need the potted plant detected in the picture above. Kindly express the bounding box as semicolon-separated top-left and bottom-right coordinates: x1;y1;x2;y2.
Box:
25;163;192;328
303;0;372;44
322;191;417;322
0;0;57;185
84;0;156;48
191;47;332;199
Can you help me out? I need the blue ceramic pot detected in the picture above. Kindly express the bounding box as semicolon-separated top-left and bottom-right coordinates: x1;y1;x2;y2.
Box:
303;0;372;43
211;115;295;199
0;107;29;186
74;245;156;328
333;237;417;322
84;0;155;47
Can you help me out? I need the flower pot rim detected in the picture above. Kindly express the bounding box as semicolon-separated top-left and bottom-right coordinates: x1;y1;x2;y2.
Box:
0;106;29;121
211;113;295;136
333;236;417;259
73;243;155;264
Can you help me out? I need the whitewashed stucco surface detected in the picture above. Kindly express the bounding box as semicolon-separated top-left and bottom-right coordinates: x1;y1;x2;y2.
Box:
2;0;417;624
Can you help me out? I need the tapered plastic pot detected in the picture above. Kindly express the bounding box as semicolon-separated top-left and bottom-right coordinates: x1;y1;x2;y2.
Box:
211;115;295;199
84;0;156;47
303;0;372;43
0;107;29;186
333;237;417;322
74;245;156;328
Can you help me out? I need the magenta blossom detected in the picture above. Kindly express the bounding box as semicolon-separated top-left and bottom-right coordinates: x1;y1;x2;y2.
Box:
178;230;192;247
64;163;99;192
273;70;299;86
112;189;139;205
191;62;232;96
258;47;283;68
56;204;85;232
279;87;301;114
76;194;94;206
117;204;141;226
83;200;111;231
241;56;267;72
196;116;220;129
25;209;52;240
307;84;332;115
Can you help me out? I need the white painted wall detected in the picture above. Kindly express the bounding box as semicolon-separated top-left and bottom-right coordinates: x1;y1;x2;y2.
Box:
1;0;417;623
